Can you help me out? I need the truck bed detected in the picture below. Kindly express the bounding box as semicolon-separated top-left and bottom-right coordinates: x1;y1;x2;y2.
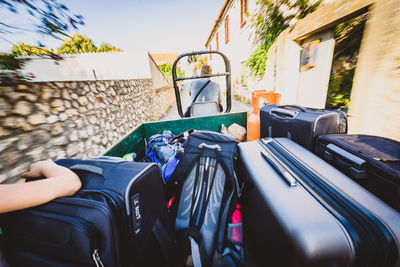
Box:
104;112;247;160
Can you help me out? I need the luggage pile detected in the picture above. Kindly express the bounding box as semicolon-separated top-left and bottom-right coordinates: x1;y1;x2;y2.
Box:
1;103;399;267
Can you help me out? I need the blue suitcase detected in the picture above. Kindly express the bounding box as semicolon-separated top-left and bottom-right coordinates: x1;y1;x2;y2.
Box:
0;157;175;267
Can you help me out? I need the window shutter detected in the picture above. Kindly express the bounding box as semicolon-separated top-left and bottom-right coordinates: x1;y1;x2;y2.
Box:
225;15;229;44
216;33;219;51
241;0;248;28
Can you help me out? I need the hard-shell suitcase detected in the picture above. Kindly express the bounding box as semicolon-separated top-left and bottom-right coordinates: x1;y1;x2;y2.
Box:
259;105;347;150
315;134;400;212
237;138;400;267
0;157;175;267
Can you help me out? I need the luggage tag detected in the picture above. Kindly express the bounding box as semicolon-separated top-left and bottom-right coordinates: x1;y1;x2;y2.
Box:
131;193;143;235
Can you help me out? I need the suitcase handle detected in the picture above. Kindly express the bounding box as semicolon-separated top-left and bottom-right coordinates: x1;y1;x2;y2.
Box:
260;150;297;187
69;164;104;177
325;144;367;179
270;108;299;119
199;143;222;151
281;105;307;112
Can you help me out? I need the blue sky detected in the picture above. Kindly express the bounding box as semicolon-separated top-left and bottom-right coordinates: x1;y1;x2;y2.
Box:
0;0;225;53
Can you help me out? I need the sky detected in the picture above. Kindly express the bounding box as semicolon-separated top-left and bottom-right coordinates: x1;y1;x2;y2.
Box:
0;0;226;53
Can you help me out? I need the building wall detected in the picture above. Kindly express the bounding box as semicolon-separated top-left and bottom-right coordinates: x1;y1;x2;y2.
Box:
148;54;171;89
0;80;175;184
347;0;400;140
296;31;335;108
19;51;155;82
206;0;399;140
207;0;258;97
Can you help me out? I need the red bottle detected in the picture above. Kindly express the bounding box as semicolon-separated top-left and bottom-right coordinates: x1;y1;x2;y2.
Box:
230;204;242;243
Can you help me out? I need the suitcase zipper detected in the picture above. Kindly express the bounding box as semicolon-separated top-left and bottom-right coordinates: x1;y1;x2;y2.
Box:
259;138;398;267
93;249;105;267
13;209;103;265
54;197;121;266
79;189;128;235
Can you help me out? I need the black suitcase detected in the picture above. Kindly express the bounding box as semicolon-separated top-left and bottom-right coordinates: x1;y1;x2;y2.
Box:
315;134;400;212
237;138;400;267
259;105;347;150
0;157;175;267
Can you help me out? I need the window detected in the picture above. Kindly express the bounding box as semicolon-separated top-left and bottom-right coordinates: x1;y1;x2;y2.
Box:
225;15;229;44
240;0;248;28
216;32;219;51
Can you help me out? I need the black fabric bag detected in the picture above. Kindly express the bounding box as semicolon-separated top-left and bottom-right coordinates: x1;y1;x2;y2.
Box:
0;157;176;267
168;131;243;267
315;134;400;211
259;104;347;150
238;138;400;267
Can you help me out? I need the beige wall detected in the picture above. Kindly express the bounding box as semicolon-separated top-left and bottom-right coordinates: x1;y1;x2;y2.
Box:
347;0;400;141
297;31;335;108
19;52;153;82
148;53;172;89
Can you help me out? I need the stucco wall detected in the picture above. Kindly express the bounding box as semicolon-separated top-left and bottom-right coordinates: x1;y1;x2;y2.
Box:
347;0;400;141
18;51;154;82
0;80;175;184
296;31;335;108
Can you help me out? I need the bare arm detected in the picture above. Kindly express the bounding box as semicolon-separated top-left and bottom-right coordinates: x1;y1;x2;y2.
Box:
0;160;81;214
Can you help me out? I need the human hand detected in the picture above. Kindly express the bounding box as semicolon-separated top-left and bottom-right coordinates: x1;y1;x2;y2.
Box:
22;159;81;198
21;159;57;178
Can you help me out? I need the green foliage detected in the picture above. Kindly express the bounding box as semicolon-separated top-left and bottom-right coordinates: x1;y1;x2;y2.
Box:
57;34;122;54
0;70;35;84
158;64;172;77
192;56;208;72
158;64;184;78
247;45;268;78
335;18;357;41
0;53;34;83
0;53;21;70
247;0;322;78
325;67;355;111
57;34;98;54
11;42;54;56
9;36;121;57
98;43;122;52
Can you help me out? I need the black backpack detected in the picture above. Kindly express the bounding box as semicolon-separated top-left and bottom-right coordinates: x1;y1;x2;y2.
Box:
168;131;244;266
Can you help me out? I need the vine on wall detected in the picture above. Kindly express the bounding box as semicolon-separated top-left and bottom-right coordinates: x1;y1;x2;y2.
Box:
247;0;322;78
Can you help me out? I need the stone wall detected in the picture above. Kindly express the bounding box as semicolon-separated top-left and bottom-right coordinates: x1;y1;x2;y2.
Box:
0;80;175;183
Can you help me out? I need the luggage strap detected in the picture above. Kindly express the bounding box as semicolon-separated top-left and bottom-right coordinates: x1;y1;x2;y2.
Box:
191;80;211;105
152;217;174;266
190;237;202;267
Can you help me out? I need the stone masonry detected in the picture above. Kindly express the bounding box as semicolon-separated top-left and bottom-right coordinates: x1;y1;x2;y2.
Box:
0;80;175;183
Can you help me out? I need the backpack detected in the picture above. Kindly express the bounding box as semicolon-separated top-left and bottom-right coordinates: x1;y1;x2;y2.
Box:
146;130;192;183
168;131;244;266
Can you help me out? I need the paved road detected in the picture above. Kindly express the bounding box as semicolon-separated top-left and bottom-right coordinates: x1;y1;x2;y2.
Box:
160;89;250;121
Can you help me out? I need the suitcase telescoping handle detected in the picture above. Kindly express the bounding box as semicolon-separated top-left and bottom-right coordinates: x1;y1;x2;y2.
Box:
324;144;367;179
69;164;104;177
260;150;297;187
270;108;299;119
